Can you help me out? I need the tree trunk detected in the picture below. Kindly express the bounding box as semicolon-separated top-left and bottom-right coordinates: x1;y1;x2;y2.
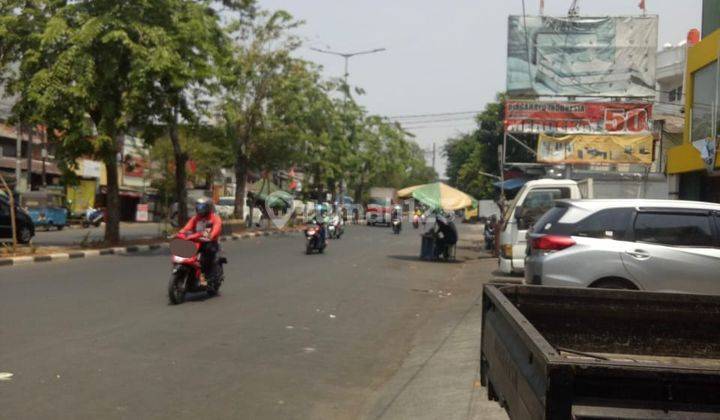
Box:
355;166;366;203
169;113;188;227
104;141;121;244
234;153;248;221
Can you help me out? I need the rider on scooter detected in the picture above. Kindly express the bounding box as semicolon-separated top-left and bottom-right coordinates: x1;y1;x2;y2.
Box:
179;198;223;286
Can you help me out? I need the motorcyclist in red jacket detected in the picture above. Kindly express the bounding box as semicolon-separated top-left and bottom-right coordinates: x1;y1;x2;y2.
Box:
180;198;223;286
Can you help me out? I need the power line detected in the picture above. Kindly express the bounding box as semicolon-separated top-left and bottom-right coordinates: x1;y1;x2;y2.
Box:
387;110;482;119
401;123;478;130
392;116;478;125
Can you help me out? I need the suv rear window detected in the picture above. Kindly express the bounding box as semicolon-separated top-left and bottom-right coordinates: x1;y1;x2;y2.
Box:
532;206;569;234
634;212;714;247
574;208;633;240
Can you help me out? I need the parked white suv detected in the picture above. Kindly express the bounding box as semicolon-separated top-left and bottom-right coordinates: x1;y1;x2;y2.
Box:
525;199;720;295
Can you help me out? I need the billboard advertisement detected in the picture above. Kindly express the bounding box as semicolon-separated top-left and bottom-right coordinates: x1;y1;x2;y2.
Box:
507;15;658;97
537;133;654;164
505;100;653;134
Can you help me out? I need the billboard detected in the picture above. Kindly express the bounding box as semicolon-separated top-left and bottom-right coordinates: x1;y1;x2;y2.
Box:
505;100;653;134
537;133;654;164
507;15;658;97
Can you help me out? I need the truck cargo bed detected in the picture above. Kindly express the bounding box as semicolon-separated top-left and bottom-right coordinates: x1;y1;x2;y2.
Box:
480;285;720;419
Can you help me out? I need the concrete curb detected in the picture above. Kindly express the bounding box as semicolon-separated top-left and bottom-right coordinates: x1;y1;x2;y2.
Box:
0;228;303;268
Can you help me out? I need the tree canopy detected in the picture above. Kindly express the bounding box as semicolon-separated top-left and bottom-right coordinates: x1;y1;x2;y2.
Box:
443;93;506;200
1;1;438;240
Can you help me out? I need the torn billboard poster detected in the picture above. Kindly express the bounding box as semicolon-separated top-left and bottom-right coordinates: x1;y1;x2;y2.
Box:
537;133;654;164
505;101;653;134
507;15;658;97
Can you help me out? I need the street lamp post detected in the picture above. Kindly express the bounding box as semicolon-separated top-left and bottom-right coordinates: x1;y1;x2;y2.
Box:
309;47;386;100
310;46;386;201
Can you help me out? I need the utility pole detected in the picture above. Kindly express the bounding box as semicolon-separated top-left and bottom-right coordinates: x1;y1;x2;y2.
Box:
41;127;47;188
432;142;436;174
26;125;33;191
15;123;22;192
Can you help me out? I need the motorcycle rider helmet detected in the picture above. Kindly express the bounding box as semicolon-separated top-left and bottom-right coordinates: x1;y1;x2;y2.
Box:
195;198;212;217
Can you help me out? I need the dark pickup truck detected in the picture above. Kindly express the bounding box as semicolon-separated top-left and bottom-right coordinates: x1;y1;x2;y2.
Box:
480;284;720;419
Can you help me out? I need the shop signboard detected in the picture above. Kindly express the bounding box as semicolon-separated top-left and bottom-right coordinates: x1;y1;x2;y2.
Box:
505;101;653;134
537;133;654;164
136;203;149;222
81;159;102;179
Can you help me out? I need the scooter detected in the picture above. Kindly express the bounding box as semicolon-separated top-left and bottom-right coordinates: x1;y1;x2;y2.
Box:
305;224;326;254
331;217;344;239
82;207;104;228
484;224;495;251
392;219;401;235
412;214;420;229
168;232;226;304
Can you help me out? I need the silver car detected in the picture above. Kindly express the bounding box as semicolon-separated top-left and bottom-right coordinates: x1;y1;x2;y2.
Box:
525;199;720;294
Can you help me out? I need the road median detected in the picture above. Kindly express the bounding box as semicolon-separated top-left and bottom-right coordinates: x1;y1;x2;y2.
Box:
0;226;304;268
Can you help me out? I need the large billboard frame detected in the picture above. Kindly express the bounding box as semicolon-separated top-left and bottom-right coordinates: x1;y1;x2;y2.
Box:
506;15;659;99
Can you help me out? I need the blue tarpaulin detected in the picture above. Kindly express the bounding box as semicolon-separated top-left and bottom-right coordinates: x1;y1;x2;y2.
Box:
493;178;527;191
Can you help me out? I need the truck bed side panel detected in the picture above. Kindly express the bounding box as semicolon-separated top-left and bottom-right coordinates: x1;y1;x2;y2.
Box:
482;288;565;419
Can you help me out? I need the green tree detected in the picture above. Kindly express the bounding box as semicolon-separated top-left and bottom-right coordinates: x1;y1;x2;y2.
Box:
218;9;314;219
150;124;233;207
442;93;506;200
2;0;241;243
133;0;236;226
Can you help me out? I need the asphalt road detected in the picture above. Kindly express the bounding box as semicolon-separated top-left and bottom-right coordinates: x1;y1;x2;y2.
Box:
32;222;169;246
0;223;499;419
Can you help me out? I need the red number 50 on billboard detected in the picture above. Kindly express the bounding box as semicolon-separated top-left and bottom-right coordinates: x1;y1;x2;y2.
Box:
604;108;649;133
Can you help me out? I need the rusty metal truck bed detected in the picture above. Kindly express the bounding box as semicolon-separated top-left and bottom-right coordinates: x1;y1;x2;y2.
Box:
480;285;720;419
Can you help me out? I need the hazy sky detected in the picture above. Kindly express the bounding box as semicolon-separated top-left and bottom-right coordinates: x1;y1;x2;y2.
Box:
259;0;703;177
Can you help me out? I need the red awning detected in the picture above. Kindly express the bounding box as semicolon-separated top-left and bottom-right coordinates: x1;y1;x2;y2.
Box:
120;191;142;198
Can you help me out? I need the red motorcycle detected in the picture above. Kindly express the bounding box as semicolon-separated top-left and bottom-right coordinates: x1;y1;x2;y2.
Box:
168;232;226;304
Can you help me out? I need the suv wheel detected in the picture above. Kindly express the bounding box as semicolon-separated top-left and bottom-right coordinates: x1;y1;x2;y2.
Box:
590;278;638;290
18;226;33;244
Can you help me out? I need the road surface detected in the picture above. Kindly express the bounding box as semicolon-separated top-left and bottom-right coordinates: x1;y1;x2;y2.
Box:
0;223;506;419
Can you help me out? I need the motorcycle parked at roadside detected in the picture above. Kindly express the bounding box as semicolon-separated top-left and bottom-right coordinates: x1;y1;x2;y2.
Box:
81;207;104;228
305;222;326;254
168;232;226;304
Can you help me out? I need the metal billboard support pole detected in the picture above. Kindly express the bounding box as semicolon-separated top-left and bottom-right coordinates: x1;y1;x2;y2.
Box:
506;132;537;156
500;131;508;215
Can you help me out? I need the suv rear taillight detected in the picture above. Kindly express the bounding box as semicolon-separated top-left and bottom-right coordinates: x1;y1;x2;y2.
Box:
532;235;575;251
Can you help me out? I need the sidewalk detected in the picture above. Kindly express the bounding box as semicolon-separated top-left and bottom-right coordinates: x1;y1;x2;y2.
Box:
362;224;509;420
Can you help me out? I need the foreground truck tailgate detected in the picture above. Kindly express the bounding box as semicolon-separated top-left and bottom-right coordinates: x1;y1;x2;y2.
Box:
480;285;720;419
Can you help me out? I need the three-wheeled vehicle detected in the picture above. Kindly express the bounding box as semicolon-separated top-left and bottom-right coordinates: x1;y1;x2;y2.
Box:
21;190;68;231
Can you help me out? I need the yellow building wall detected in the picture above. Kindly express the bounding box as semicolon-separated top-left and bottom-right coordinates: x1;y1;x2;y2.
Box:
667;29;720;173
67;179;97;214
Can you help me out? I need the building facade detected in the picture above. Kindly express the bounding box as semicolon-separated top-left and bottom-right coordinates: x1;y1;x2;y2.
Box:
666;2;720;202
